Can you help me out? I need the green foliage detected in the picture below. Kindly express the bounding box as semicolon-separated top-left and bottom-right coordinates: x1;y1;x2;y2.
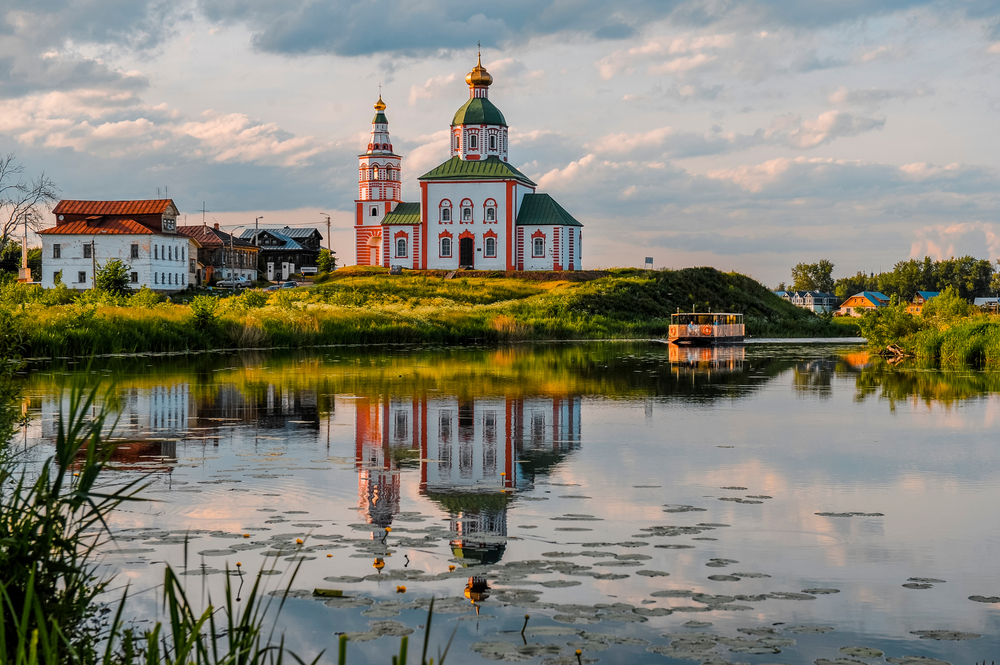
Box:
189;295;218;331
919;285;974;324
95;259;132;297
0;384;147;662
790;259;834;293
128;286;162;309
856;296;922;349
835;255;995;301
317;249;335;273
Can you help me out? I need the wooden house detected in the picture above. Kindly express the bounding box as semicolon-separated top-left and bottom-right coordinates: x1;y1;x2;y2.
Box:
906;291;939;315
836;291;889;317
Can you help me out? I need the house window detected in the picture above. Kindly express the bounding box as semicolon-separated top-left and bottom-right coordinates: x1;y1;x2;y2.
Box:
371;206;378;216
441;237;452;257
168;246;172;261
486;207;495;222
396;238;407;257
181;246;185;261
154;272;158;284
485;237;496;257
130;272;138;284
130;244;139;259
154;245;158;259
533;237;545;257
78;271;86;283
469;133;478;149
489;135;496;151
462;207;472;222
53;244;61;259
441;207;451;222
83;243;92;259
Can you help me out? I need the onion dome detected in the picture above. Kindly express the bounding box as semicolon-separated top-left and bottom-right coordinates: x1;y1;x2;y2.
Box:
465;53;493;87
372;95;388;124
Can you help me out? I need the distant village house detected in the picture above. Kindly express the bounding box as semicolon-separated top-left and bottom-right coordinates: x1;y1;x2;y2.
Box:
178;223;258;285
774;290;840;313
837;292;890;317
240;226;324;280
906;291;939;315
39;199;198;292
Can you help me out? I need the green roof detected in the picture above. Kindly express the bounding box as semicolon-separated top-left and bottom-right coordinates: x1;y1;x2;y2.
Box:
452;97;506;127
381;202;420;225
419;156;536;186
372;111;388;124
515;193;583;227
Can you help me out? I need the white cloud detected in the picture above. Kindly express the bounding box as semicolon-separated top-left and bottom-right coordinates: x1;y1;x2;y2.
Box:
176;113;322;166
763;111;885;149
596;32;734;79
828;86;931;107
408;74;458;106
910;222;1000;260
707;157;796;193
648;53;717;75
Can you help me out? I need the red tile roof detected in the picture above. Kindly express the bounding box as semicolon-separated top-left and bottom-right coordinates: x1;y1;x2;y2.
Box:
53;199;175;216
178;225;256;249
38;218;157;235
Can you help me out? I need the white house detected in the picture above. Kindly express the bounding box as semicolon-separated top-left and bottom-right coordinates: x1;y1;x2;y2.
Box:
354;54;583;271
39;199;199;292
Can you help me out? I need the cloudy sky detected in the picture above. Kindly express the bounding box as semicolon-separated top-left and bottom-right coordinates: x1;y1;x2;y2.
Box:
3;0;1000;284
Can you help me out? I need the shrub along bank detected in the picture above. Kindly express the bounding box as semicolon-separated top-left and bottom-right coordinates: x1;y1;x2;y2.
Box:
1;267;853;358
857;286;1000;366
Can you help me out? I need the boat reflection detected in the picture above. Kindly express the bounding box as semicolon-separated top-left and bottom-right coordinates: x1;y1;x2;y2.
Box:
669;344;745;373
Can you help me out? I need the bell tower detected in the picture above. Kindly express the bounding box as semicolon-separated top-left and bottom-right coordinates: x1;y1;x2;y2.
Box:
355;93;403;265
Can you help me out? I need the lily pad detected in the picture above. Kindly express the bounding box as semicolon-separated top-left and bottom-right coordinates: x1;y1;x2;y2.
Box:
635;570;671;577
802;588;840;595
732;572;771;579
683;620;713;627
908;578;945;583
708;575;741;582
720;497;763;504
969;595;1000;603
662;505;707;513
786;626;834;634
903;583;933;589
540;580;582;588
706;558;739;567
885;657;951;665
814;512;883;517
840;647;884;658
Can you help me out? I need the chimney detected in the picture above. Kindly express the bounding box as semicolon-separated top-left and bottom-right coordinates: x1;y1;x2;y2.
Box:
214;222;220;231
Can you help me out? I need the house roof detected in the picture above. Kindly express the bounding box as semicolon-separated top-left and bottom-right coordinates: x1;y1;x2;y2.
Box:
254;226;322;240
53;199;176;216
515;193;583;227
974;297;999;305
848;291;889;305
178;225;257;249
916;291;940;300
38;218;157;235
419;155;535;186
452;97;507;127
239;228;313;251
381;202;421;226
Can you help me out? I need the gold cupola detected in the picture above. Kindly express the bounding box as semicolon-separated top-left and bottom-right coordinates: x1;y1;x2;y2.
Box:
465;53;493;89
374;95;386;112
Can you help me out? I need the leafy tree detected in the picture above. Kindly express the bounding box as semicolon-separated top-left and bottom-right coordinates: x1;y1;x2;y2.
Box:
94;258;132;297
835;271;877;299
991;260;1000;295
775;281;786;292
857;295;922;349
920;285;974;324
790;260;834;293
317;248;336;273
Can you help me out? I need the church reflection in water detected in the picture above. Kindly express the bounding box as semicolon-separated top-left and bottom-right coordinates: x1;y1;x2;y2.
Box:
354;394;582;571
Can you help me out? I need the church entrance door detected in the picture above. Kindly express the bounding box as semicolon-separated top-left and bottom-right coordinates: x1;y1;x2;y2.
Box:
459;237;474;268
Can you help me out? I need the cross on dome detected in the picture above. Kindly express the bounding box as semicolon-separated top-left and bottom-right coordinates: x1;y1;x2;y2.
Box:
466;52;493;95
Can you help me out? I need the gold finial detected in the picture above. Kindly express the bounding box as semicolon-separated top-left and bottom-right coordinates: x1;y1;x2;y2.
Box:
466;47;493;88
374;84;386;111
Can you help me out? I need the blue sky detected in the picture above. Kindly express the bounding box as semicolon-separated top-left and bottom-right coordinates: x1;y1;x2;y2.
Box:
2;0;1000;284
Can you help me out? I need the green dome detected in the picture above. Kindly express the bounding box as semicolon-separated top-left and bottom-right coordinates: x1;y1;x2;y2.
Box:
452;97;506;127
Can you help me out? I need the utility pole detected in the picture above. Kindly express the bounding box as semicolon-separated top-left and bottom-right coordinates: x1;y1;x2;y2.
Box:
321;213;331;251
200;202;209;227
91;238;96;289
18;212;29;282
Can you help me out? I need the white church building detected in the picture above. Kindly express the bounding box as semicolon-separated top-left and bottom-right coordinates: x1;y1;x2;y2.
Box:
354;55;583;271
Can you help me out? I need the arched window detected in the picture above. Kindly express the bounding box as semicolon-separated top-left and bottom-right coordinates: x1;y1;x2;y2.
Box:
442;208;451;222
441;237;452;257
463;207;472;221
373;167;380;180
485;237;496;257
154;245;158;260
396;238;407;257
533;237;545;257
154;272;158;284
489;135;496;151
486;207;495;222
371;206;378;216
469;133;478;149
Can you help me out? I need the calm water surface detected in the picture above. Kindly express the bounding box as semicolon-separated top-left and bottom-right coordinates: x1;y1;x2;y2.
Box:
19;343;1000;664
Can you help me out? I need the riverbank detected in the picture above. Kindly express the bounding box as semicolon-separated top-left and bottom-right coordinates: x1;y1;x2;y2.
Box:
1;267;857;358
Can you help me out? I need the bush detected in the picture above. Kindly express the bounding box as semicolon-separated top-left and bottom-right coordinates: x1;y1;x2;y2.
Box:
189;295;219;330
94;259;132;297
920;286;974;324
129;286;162;308
857;296;922;349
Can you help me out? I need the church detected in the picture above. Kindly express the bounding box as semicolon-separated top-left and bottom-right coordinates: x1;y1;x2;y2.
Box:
353;55;583;271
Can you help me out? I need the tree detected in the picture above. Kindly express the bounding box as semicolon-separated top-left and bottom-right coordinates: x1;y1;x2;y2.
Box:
317;248;336;273
0;154;59;257
791;260;835;293
95;259;132;296
991;260;1000;295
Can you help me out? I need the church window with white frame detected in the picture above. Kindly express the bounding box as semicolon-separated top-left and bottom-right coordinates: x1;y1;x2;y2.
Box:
440;237;452;257
469;133;478;149
440;200;452;223
371;206;378;216
533;237;545;257
396;238;407;257
489;135;496;151
485;237;496;257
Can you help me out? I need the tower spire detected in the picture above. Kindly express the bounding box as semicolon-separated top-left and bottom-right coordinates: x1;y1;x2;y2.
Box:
466;47;492;99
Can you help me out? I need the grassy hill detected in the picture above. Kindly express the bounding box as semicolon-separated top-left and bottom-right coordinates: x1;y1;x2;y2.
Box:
2;267;855;358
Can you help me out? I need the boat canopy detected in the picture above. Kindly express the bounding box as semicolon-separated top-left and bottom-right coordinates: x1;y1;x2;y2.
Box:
670;313;743;325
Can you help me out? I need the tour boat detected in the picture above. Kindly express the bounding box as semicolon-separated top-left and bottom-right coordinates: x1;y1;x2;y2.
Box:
668;312;745;345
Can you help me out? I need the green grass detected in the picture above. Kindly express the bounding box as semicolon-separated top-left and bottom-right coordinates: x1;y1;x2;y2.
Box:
1;268;851;358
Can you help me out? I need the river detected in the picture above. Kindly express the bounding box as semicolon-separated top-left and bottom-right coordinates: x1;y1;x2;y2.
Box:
17;342;1000;664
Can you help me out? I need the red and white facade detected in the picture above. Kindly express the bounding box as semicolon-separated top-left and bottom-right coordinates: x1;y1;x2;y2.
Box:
354;57;583;271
